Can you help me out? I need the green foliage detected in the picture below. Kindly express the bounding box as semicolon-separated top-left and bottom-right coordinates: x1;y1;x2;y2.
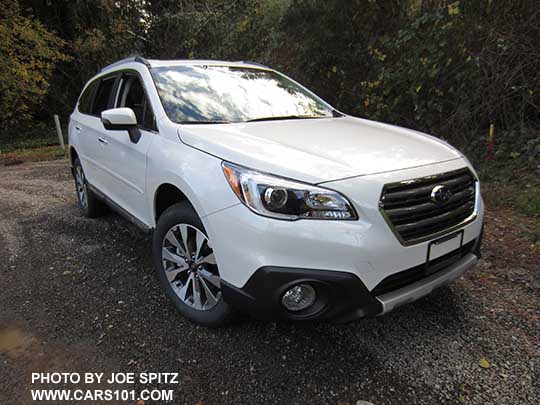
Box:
361;3;477;134
361;1;538;164
3;0;540;178
0;0;69;135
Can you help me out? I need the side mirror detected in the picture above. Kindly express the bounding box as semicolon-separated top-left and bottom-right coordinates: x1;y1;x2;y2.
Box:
101;108;141;143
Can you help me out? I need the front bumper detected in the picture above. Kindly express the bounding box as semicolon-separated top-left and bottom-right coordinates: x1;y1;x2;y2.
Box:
376;253;477;315
221;233;481;322
221;266;383;322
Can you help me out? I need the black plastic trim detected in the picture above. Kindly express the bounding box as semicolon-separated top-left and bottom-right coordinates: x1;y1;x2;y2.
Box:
101;118;142;144
221;266;382;322
372;239;475;296
87;183;152;233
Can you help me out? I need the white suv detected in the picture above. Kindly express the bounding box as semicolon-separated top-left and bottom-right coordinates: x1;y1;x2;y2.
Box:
69;57;484;326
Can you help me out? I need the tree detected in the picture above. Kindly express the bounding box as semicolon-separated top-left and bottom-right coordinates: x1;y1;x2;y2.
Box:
19;0;150;118
0;0;69;137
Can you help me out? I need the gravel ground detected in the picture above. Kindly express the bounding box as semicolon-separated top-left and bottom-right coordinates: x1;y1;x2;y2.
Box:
0;160;538;404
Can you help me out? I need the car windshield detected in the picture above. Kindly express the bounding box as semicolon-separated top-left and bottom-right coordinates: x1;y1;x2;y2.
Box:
151;65;335;124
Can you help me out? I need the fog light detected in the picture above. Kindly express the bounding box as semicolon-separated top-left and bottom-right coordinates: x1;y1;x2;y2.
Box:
281;284;316;312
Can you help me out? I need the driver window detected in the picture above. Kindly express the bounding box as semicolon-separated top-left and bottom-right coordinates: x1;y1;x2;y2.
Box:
117;75;157;131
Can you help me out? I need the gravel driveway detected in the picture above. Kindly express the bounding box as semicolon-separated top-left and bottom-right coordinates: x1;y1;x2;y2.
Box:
0;160;538;404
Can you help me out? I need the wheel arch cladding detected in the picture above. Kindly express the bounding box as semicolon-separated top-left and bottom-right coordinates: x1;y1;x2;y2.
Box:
69;146;79;167
154;183;195;220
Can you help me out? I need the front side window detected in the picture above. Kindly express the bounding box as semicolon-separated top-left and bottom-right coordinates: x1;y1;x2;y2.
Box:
151;65;335;124
117;75;156;131
92;77;116;116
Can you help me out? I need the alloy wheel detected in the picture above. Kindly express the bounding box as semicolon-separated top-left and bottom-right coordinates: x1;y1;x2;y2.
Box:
161;224;221;311
75;165;88;209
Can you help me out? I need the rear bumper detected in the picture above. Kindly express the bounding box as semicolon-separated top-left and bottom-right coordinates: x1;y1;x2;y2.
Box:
222;233;482;322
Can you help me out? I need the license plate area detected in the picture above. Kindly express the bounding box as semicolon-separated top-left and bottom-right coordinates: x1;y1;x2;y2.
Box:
425;231;464;275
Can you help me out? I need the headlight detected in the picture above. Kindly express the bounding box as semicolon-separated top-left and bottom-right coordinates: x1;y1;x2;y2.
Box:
222;162;357;220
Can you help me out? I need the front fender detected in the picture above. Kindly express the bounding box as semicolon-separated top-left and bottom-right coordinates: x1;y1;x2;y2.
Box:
145;135;239;228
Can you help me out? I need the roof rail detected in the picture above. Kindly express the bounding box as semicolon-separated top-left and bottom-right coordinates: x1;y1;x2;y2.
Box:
237;60;270;69
100;56;151;72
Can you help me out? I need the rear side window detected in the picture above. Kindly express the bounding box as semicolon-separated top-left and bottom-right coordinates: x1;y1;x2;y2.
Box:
92;77;116;116
78;80;98;115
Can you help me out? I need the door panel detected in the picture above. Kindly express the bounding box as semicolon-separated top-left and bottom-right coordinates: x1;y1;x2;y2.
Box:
100;129;153;222
78;115;110;192
98;73;156;224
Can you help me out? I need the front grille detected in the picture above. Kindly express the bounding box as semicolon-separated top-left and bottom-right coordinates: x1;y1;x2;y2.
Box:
380;168;476;244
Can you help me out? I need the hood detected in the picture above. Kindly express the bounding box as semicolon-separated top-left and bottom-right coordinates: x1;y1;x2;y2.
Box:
178;116;463;184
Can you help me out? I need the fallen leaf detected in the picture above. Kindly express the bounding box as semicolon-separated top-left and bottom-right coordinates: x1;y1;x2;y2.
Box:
479;358;491;369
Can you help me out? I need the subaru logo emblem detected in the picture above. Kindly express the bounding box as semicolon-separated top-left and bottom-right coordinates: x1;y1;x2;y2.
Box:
431;185;452;204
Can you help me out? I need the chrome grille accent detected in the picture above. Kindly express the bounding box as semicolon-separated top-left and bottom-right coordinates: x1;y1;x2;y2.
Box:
380;168;477;245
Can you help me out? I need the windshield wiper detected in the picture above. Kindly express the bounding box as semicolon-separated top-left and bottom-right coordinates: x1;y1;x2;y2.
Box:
245;115;330;123
178;120;231;124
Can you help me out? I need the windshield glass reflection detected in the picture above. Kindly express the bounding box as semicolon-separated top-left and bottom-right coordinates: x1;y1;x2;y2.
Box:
151;65;334;123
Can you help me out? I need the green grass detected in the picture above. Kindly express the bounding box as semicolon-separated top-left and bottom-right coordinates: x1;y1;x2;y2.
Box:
520;229;540;244
1;146;66;165
1;128;67;164
0;136;63;153
514;188;540;217
483;181;540;244
483;182;540;218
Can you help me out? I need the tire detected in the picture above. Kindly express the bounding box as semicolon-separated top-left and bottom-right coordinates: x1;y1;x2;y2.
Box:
73;157;107;218
152;202;234;327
